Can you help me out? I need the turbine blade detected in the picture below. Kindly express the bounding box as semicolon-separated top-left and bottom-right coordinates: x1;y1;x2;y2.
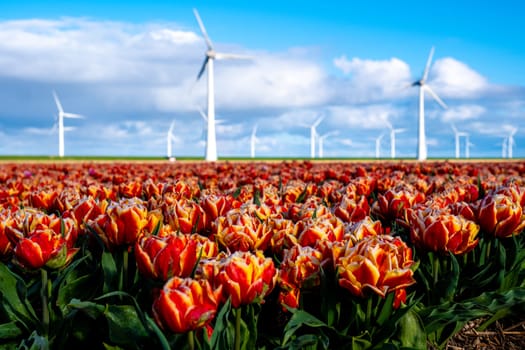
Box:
193;8;214;50
422;46;435;81
169;121;175;134
63;126;76;132
197;106;207;121
52;90;64;114
215;52;253;60
252;124;258;137
196;56;209;81
63;113;85;119
425;85;447;109
313;115;324;128
451;124;458;133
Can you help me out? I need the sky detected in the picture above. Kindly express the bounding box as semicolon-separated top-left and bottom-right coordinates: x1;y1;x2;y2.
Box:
0;0;524;159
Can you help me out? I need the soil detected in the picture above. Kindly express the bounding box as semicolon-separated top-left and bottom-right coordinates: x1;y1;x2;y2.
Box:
437;317;525;350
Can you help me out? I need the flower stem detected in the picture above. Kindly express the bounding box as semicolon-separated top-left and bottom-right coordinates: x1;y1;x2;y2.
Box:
41;269;49;336
188;330;195;350
433;254;439;286
235;307;242;350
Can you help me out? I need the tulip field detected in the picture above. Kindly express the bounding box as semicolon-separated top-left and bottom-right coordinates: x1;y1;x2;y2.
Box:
0;160;524;349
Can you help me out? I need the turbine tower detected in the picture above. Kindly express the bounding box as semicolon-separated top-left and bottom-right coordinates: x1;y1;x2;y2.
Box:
375;133;385;159
410;47;447;161
451;124;468;158
52;90;84;157
465;134;473;159
250;124;258;159
388;124;405;159
318;131;338;158
193;8;250;161
308;116;324;159
508;127;517;159
167;120;176;160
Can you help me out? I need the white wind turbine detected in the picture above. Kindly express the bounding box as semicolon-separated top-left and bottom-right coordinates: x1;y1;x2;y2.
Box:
52;90;84;157
250;124;258;159
166;120;176;160
309;116;324;158
375;133;385;159
388;124;405;159
410;47;447;161
193;8;251;161
451;124;468;158
507;127;518;159
318;130;338;158
465;134;473;159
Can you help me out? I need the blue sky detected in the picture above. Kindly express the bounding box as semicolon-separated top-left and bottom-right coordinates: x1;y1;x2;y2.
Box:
0;0;524;158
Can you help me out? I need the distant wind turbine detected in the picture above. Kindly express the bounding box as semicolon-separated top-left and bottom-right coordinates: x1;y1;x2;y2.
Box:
309;116;324;158
250;124;258;159
318;131;338;158
375;133;385;159
52;90;84;157
451;124;468;158
388;124;405;159
410;47;447;161
465;134;473;159
193;8;251;161
166;120;176;160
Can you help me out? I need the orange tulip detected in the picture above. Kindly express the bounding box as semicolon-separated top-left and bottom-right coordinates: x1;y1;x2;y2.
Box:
408;208;479;255
478;193;525;238
297;215;344;248
87;198;148;247
164;199;207;235
216;207;272;252
153;277;222;334
333;195;370;223
278;245;323;291
336;235;415;298
13;228;77;270
216;251;276;308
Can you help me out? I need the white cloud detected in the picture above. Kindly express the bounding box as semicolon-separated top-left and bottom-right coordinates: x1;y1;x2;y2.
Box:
431;58;489;98
328;104;402;129
333;56;411;101
441;104;486;123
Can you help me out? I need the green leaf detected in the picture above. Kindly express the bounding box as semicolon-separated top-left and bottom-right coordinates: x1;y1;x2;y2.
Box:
210;299;234;350
16;330;49;350
282;309;329;346
395;309;426;349
67;299;105;319
104;305;149;348
295;186;308;204
0;263;38;332
0;321;23;340
103;344;125;350
101;251;118;294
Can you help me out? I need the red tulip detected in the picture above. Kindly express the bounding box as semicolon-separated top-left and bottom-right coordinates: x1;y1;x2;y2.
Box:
153;277;222;334
408;207;479;255
14;228;77;270
216;251;276;308
478;193;525;238
336;235;415;298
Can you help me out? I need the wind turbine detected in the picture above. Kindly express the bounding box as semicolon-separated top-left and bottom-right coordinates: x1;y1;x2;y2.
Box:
193;8;251;161
52;90;84;157
166;120;176;160
507;127;517;159
451;124;468;158
318;131;338;158
309;116;324;158
465;134;473;159
375;133;385;159
388;124;405;159
250;124;258;159
410;47;447;161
